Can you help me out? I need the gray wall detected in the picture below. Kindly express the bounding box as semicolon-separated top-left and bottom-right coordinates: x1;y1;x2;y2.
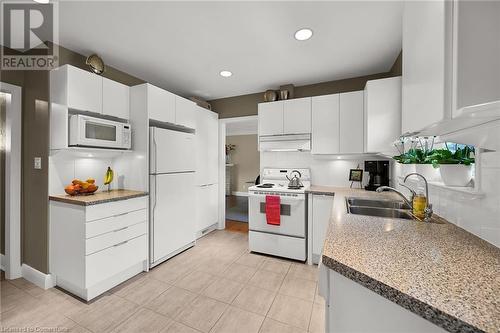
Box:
1;94;5;255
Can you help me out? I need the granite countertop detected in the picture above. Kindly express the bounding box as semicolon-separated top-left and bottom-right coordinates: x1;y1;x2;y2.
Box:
49;189;148;206
319;187;500;333
305;185;336;196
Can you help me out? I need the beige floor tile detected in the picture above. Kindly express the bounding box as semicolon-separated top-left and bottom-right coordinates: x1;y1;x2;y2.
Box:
150;259;197;284
222;263;258;284
146;286;197;319
196;258;232;277
287;263;319;282
108;272;147;294
231;285;276;316
260;258;291;275
258;318;306;333
8;278;47;297
248;269;285;292
0;281;37;314
235;252;265;268
161;321;201;333
314;285;325;305
202;278;244;303
308;302;326;333
67;324;92;333
210;306;264;333
68;294;138;332
267;294;313;331
115;277;171;306
174;270;217;294
279;276;316;301
176;295;227;333
112;308;172;333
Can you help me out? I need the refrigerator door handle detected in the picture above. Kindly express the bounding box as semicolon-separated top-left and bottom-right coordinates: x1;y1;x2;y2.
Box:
152;129;157;173
150;176;157;263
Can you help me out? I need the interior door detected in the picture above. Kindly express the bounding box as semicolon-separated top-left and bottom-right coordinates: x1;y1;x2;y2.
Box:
150;127;195;174
151;173;196;263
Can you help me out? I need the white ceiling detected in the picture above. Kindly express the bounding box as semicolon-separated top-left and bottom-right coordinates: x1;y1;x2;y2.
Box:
56;1;403;100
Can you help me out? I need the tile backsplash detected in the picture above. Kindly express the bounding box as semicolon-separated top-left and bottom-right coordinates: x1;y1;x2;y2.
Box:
395;151;500;248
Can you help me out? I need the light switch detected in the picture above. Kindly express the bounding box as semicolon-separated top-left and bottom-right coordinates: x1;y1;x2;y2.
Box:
34;157;42;170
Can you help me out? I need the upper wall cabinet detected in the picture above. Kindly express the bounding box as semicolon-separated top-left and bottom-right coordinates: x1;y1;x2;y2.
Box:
258;98;311;136
311;94;340;154
50;65;103;114
452;1;500;117
364;77;402;154
258;101;284;136
339;91;364;154
147;84;176;124
175;96;197;129
402;0;452;134
102;78;130;119
283;97;312;134
311;91;363;155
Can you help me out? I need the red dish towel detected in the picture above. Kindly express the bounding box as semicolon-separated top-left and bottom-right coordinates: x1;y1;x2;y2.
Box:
266;195;281;226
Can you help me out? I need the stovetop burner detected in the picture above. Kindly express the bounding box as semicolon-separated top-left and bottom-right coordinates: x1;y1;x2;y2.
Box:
256;183;274;188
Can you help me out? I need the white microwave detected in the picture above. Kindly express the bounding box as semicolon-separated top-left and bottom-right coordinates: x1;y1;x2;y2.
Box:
69;114;131;149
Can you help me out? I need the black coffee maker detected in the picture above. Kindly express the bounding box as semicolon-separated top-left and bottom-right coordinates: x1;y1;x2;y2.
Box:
364;160;389;191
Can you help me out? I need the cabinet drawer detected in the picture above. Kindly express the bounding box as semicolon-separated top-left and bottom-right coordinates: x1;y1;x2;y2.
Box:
85;197;147;222
86;234;147;287
86;222;147;255
86;209;147;239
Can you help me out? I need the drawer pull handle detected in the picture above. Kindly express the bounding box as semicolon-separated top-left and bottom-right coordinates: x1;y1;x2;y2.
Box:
114;241;128;247
114;212;130;218
113;226;129;232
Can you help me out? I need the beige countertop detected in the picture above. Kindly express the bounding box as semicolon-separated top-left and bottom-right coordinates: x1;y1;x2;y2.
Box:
318;187;500;333
49;189;148;206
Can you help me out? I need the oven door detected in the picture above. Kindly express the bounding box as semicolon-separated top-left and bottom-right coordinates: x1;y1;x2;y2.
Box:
71;115;123;148
248;192;306;238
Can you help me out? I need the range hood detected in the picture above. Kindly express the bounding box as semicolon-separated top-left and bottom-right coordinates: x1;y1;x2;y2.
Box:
412;100;500;151
259;134;311;152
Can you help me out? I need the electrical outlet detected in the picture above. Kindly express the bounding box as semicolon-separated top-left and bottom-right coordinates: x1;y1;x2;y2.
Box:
34;157;42;170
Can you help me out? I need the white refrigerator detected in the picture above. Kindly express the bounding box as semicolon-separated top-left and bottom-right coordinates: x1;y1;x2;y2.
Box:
149;127;196;267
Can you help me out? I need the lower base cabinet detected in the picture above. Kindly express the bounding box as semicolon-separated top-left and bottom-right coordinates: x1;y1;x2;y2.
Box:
195;184;219;237
308;193;334;264
49;196;148;301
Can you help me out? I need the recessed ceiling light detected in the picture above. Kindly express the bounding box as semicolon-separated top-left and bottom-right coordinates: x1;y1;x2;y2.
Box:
33;0;50;3
294;28;313;41
220;70;232;78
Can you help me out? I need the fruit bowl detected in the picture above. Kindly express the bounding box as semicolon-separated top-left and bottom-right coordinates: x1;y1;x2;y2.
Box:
64;179;98;196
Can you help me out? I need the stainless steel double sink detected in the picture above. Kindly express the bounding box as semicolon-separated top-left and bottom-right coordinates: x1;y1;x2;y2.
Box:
346;197;415;220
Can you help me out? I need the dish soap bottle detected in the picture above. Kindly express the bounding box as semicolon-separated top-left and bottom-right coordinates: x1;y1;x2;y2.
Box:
413;189;427;220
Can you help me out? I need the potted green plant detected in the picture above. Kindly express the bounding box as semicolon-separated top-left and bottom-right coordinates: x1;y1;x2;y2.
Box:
427;144;475;186
393;148;439;180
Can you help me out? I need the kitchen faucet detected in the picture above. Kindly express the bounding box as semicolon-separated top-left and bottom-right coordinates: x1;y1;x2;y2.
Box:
376;172;433;222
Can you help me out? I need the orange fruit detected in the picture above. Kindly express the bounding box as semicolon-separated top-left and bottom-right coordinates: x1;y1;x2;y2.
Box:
64;185;76;195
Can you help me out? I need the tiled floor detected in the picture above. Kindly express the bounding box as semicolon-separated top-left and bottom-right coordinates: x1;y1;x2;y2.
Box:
0;230;325;333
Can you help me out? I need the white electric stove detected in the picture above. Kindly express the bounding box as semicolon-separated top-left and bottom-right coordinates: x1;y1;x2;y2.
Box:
248;168;311;261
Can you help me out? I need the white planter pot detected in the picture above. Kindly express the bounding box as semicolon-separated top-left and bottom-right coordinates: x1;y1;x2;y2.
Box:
415;164;440;181
399;164;416;177
439;165;472;187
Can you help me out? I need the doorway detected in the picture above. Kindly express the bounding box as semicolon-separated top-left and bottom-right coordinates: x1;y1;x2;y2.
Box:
1;83;22;280
218;116;259;233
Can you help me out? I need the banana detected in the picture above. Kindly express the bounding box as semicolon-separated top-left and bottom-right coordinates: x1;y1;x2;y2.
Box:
104;167;114;185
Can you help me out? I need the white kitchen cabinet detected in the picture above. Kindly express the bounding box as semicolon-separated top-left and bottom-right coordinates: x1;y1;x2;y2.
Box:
283;97;311;134
49;196;148;301
364;77;402;154
50;65;103;114
258;101;284;136
175;96;197;129
102;78;130;120
311;94;340;154
339;91;364;153
147;84;176;124
402;0;452;133
195;106;219;185
308;193;334;264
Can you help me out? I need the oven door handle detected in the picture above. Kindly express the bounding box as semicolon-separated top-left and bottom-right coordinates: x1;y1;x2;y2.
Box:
248;193;304;201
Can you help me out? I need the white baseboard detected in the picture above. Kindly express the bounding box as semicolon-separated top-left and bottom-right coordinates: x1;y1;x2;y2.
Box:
21;264;55;289
0;254;4;271
232;191;249;197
